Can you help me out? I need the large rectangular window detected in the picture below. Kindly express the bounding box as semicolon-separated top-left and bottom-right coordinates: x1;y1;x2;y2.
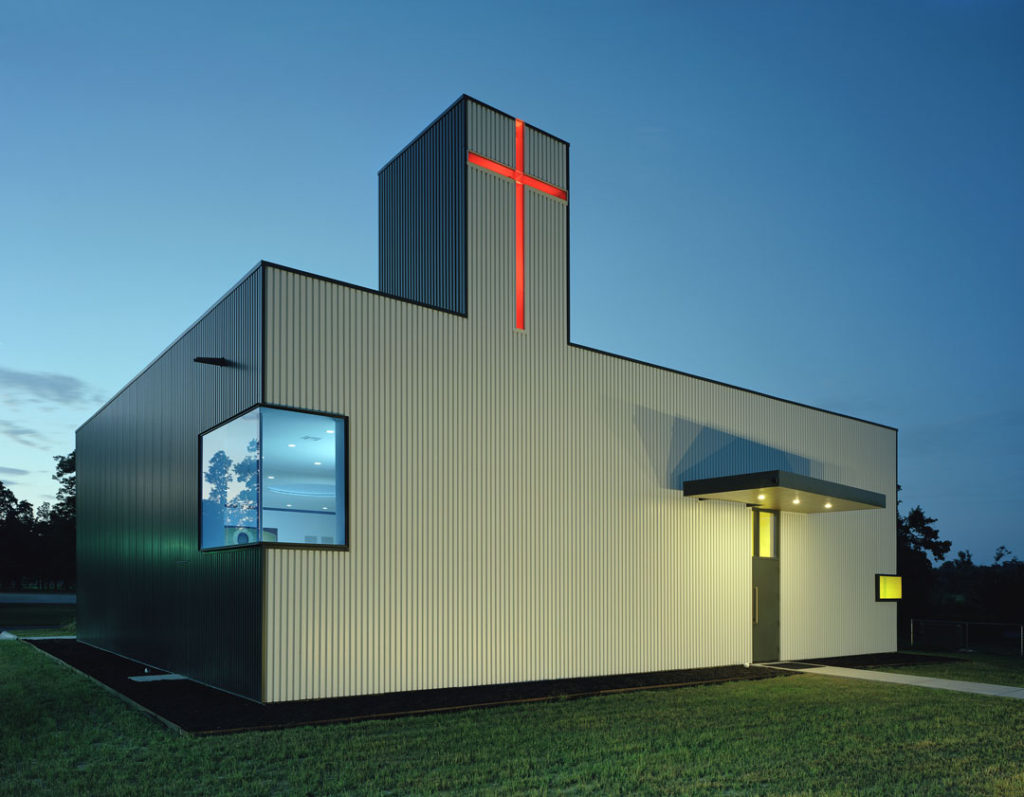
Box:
200;407;347;549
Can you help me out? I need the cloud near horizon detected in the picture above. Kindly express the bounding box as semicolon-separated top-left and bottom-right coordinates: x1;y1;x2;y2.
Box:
0;419;45;449
0;366;102;408
0;466;30;476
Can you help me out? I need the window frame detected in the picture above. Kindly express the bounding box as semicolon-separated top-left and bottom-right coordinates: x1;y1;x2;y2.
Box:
198;403;350;553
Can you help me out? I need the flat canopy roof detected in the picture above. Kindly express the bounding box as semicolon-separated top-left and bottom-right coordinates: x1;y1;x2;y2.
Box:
682;470;886;513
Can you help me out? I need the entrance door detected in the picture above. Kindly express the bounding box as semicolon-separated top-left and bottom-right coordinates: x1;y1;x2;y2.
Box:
752;509;780;661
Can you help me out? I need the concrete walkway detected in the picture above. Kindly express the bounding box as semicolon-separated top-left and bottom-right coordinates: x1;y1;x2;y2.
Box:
764;663;1024;700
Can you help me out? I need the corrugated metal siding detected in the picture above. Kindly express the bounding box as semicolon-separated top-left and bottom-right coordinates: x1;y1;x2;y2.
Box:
467;99;514;166
76;269;264;700
259;107;895;701
525;191;567;341
263;254;755;700
378;99;466;315
261;151;893;701
524;125;567;191
780;420;897;659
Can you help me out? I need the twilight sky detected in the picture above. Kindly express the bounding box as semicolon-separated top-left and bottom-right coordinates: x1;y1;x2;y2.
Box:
1;1;1021;561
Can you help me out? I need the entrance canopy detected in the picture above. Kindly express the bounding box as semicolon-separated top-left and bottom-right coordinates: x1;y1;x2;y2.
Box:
682;470;885;513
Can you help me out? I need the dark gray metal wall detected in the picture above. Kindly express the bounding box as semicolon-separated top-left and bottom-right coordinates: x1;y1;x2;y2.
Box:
76;267;264;700
379;97;467;314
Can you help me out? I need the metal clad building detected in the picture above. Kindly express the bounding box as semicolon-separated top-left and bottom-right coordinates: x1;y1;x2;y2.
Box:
78;96;897;703
77;270;264;698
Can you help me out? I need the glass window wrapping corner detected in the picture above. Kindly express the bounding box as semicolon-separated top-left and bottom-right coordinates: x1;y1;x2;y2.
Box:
200;407;347;549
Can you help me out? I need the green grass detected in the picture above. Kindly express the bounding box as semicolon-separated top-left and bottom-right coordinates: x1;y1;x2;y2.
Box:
874;650;1024;688
11;618;77;638
3;644;1024;795
0;603;76;632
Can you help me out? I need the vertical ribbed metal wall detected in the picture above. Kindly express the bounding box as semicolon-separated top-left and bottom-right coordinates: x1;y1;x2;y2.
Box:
467;100;514;166
76;268;264;700
258;91;896;700
262;94;897;700
80;99;895;704
524;125;568;191
379;98;467;314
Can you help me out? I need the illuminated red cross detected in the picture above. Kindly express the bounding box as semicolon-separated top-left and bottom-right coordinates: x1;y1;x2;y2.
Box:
467;119;568;330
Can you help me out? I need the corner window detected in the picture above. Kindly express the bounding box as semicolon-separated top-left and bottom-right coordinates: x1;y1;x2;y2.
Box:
200;407;347;549
752;510;778;558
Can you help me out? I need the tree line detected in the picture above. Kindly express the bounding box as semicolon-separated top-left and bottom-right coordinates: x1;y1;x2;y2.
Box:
897;487;1024;634
0;452;76;591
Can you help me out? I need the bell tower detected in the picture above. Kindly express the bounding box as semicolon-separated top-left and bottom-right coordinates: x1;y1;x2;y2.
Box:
379;96;569;335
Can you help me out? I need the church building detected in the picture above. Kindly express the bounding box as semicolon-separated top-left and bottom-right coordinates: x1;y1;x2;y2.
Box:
77;96;898;703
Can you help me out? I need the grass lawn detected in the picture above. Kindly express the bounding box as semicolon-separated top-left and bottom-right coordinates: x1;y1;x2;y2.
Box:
10;620;77;638
875;650;1024;688
0;603;76;632
2;643;1024;796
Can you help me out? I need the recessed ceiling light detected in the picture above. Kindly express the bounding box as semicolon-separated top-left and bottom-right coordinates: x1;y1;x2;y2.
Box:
326;430;335;434
267;475;275;480
287;443;296;448
792;497;800;505
757;494;766;501
313;461;322;466
322;506;328;510
824;502;832;509
286;503;292;507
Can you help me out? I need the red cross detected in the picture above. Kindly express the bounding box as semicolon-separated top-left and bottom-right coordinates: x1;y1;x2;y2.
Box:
467;119;568;330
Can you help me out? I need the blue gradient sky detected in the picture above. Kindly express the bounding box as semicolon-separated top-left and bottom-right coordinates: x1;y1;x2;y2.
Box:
2;1;1021;560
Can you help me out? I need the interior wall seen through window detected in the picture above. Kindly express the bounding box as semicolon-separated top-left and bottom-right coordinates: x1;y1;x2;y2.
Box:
261;407;345;545
200;407;346;549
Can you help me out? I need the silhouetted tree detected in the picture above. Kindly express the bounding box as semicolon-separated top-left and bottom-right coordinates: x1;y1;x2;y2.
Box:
898;503;951;562
989;556;1024;624
888;491;1024;645
895;487;951;637
0;480;37;590
51;451;75;523
38;451;77;589
993;545;1017;564
0;453;77;590
931;546;1024;627
35;502;52;525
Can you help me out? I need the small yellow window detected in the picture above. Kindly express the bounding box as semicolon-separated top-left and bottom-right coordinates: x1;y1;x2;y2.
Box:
876;574;902;601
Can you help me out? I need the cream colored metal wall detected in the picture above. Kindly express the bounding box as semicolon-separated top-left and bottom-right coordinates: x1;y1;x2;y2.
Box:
780;420;898;660
261;174;895;703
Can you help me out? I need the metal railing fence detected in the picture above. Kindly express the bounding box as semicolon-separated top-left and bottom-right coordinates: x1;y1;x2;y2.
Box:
909;618;1024;656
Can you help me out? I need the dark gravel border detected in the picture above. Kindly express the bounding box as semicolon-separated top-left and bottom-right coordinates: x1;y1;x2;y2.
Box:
27;639;791;735
800;652;965;668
